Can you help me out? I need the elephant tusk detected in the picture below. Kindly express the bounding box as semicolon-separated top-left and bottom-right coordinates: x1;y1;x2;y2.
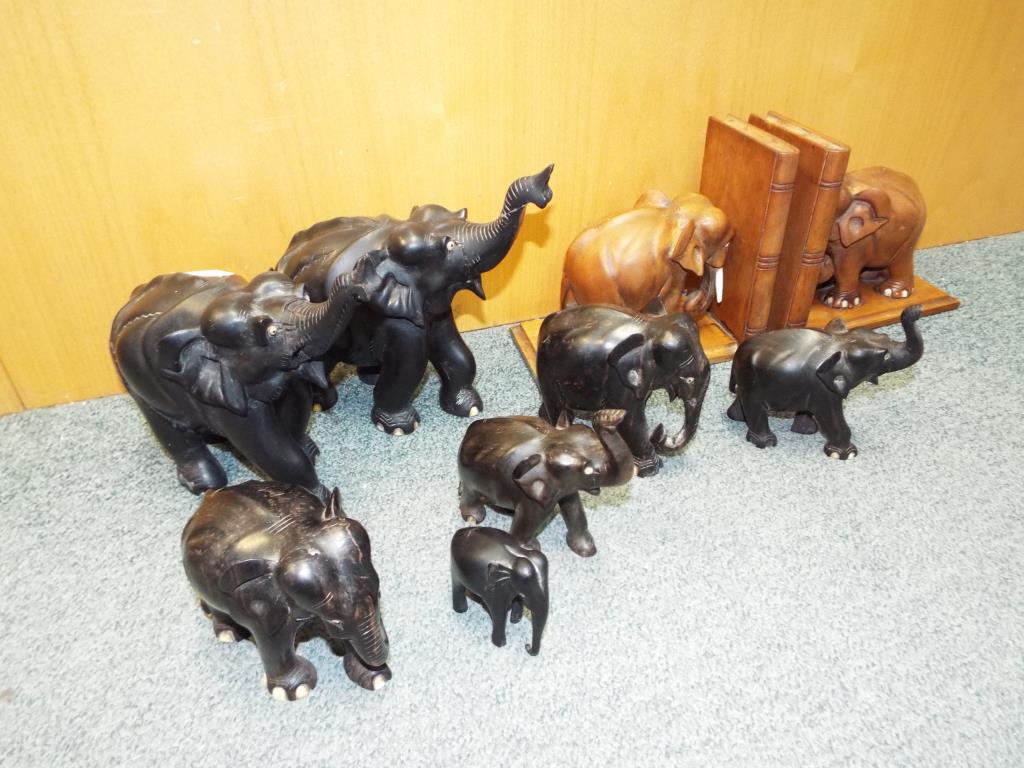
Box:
712;267;724;303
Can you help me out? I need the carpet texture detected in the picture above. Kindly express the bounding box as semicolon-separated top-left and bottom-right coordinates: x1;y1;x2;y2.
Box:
1;234;1022;767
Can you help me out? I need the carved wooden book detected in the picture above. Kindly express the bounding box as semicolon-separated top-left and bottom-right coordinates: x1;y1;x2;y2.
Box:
749;112;850;329
699;115;799;341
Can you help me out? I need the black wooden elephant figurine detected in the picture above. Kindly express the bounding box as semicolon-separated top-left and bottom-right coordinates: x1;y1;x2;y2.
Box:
110;256;381;500
182;482;391;700
727;305;925;458
276;165;554;435
536;304;710;477
458;409;633;557
451;527;549;655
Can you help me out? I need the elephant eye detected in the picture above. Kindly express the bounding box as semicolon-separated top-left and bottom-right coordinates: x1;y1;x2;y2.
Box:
583;465;595;476
444;237;457;253
266;324;280;338
883;351;891;361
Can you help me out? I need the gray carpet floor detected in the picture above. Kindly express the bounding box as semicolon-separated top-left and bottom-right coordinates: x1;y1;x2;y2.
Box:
1;233;1022;767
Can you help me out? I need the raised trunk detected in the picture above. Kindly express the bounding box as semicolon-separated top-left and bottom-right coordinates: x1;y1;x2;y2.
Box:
595;421;636;486
286;257;377;356
347;607;390;669
884;305;924;373
655;364;710;454
455;165;554;275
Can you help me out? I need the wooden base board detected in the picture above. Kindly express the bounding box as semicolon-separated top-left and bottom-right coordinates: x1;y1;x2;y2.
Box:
806;276;960;331
511;313;738;378
511;276;958;378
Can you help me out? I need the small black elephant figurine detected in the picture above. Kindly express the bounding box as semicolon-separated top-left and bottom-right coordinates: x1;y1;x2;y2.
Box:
277;165;554;435
728;305;925;458
182;482;391;700
458;409;633;557
451;527;549;655
537;304;710;477
111;256;381;500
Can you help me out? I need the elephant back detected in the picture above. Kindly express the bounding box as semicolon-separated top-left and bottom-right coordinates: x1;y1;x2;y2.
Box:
846;167;926;223
277;215;395;300
539;305;647;361
111;273;241;345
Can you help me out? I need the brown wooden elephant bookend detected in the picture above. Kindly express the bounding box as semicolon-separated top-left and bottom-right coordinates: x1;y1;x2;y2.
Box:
819;167;926;309
559;190;733;318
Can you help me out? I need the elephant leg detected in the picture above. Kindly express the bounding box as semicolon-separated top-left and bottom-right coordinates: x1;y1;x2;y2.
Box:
878;243;916;299
429;310;483;418
451;566;469;613
311;349;342;411
136;400;226;494
485;592;513;648
814;401;857;459
559;492;596;557
822;250;865;308
509;502;545;550
275;381;318;463
342;646;392;691
727;397;745;422
357;365;380;385
740;393;777;448
617;409;660;478
200;601;251;643
792;411;818;434
371;319;427;435
218;406;325;502
250;621;317;701
459;482;487;525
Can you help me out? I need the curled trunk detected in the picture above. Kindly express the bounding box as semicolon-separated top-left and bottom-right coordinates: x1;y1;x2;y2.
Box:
595;418;636;486
523;570;548;656
654;363;710;454
285;256;378;356
884;305;924;373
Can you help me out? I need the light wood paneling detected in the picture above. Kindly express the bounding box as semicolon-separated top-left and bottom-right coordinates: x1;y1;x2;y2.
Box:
0;358;23;415
1;0;1022;408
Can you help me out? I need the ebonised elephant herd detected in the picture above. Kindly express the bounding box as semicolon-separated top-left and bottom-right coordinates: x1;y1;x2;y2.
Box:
110;166;927;701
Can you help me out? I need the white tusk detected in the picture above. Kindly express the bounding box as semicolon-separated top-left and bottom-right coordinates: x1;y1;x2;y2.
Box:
713;267;724;303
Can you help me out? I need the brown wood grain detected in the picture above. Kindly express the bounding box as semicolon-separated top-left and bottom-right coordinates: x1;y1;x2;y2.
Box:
0;0;1021;407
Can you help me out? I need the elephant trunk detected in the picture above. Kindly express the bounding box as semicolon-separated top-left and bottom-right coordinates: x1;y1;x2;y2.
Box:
522;567;549;656
884;304;924;373
347;607;390;669
455;165;554;276
594;411;636;486
286;256;378;357
654;360;710;454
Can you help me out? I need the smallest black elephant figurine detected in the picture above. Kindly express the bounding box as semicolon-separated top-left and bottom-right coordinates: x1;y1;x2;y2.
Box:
451;527;549;655
728;305;925;459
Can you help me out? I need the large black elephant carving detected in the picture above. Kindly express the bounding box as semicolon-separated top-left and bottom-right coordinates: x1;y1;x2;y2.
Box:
276;165;554;435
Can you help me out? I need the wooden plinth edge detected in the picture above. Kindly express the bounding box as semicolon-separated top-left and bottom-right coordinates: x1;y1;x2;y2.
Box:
805;276;960;332
511;312;738;379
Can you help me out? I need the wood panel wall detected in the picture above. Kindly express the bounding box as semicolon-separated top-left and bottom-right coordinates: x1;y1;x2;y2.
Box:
1;0;1022;410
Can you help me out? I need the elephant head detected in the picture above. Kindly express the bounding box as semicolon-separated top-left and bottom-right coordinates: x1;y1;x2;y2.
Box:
161;256;381;415
830;181;891;250
277;489;390;676
816;305;924;397
486;543;549;655
512;409;634;508
607;313;710;453
365;166;554;325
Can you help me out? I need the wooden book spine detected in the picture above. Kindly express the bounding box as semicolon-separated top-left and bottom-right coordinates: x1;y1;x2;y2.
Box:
783;157;847;327
746;161;798;336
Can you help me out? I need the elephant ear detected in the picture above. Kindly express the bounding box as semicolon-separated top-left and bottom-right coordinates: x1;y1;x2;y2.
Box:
816;350;852;398
160;337;248;416
485;562;512;593
837;195;890;248
277;550;335;613
513;453;555;508
607;333;648;398
367;272;425;327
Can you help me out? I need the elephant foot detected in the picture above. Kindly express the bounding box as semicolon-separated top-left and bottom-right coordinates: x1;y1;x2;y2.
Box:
510;596;524;624
312;384;338;411
566;529;597;558
300;435;320;463
460;501;486;525
372;404;421;436
201;602;250;643
262;655;317;702
792;412;818;434
821;289;862;309
343;652;391;691
726;398;745;422
825;443;858;460
440;385;483;418
176;457;226;495
357;365;381;385
878;279;912;299
746;429;778;449
634;454;662;478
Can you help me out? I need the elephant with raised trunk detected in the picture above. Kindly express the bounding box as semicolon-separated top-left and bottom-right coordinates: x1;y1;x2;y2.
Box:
110;256;381;500
536;305;710;477
277;165;554;435
451;527;549;655
182;482;391;700
458;409;633;557
728;305;925;458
